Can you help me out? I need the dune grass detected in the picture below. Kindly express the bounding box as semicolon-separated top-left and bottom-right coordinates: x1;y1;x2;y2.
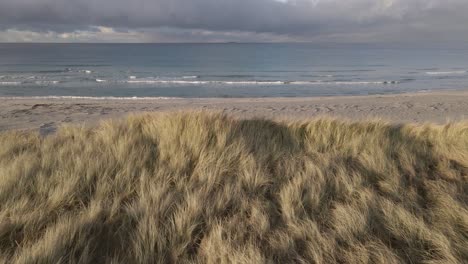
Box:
0;112;467;263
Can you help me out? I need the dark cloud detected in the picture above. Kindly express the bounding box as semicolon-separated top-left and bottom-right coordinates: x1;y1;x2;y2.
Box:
0;0;467;42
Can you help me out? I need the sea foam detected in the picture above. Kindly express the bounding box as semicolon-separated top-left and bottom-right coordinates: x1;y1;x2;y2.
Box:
0;81;21;85
34;81;60;85
426;71;467;75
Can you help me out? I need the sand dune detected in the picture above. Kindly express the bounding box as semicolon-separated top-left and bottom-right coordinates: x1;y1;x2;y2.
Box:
1;112;467;263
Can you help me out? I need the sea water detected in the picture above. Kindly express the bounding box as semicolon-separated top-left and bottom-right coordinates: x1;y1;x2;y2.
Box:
1;43;468;98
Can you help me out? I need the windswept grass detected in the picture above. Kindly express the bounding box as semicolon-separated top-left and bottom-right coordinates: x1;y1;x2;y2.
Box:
0;112;467;263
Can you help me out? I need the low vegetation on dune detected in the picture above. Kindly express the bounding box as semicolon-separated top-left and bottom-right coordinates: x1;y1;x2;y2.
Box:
0;112;467;263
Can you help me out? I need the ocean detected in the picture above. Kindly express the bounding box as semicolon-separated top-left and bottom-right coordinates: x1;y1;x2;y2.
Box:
1;43;468;98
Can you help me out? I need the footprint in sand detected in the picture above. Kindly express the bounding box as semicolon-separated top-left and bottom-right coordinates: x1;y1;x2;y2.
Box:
401;102;414;109
31;104;52;110
430;103;447;111
39;122;57;136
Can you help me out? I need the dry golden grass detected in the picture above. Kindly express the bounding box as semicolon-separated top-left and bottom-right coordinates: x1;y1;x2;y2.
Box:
0;112;467;263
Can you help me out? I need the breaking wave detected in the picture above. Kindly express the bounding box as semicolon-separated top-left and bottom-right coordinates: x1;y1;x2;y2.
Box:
124;79;399;85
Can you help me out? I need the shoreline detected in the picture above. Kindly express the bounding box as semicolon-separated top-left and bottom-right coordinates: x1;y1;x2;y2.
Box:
1;90;467;134
0;89;463;101
1;87;466;100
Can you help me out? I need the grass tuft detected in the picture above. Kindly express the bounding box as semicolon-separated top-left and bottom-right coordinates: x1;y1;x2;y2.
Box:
0;112;467;263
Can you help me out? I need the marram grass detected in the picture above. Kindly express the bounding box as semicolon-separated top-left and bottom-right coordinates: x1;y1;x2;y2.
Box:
0;112;467;263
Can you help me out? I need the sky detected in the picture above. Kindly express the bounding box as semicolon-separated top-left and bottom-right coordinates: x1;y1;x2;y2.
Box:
0;0;467;43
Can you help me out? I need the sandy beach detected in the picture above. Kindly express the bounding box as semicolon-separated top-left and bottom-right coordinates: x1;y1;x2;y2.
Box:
1;90;467;134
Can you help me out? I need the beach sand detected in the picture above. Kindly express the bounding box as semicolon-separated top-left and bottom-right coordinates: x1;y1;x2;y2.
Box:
1;90;467;134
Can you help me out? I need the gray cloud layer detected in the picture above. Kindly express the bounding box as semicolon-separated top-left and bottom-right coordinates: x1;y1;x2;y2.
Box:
1;0;467;42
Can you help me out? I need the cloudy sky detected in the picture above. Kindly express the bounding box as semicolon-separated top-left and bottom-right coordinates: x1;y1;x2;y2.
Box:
0;0;467;43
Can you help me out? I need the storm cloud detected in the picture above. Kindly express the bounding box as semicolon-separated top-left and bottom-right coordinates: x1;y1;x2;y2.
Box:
0;0;467;42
